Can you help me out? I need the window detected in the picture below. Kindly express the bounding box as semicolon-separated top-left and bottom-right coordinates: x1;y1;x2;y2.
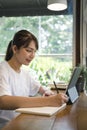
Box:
0;1;73;86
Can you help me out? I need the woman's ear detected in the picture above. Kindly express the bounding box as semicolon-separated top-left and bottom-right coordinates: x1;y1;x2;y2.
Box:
12;45;18;54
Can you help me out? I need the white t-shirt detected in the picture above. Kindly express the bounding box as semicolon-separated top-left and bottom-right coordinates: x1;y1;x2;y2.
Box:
0;61;41;125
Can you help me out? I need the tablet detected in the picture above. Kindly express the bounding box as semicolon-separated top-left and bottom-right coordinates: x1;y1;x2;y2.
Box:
66;67;82;104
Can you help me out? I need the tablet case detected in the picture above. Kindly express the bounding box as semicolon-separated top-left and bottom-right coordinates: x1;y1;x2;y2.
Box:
66;67;82;104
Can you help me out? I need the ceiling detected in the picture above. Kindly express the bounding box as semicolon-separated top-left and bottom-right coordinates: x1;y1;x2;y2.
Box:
0;0;73;17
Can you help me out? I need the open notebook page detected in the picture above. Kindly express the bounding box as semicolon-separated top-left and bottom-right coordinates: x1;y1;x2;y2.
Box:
15;103;66;117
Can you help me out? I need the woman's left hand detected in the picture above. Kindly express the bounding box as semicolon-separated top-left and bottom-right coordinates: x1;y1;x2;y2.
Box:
43;90;55;96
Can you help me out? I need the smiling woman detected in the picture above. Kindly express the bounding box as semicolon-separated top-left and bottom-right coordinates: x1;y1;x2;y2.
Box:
5;30;38;62
0;29;68;129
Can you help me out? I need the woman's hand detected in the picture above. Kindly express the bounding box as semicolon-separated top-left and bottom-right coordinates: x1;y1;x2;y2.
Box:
43;89;55;96
39;86;55;96
50;93;69;106
58;93;69;104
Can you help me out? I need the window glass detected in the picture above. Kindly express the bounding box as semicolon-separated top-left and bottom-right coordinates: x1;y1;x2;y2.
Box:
0;14;73;86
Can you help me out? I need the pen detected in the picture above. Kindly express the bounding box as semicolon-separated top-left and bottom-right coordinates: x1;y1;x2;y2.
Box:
53;81;59;93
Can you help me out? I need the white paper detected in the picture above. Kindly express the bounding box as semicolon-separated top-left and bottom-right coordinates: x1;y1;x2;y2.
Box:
15;103;66;116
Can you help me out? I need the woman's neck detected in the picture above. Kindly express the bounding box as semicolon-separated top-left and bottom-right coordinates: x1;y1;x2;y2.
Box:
8;58;21;73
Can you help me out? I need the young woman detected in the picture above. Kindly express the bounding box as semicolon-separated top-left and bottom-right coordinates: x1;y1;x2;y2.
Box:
0;30;68;128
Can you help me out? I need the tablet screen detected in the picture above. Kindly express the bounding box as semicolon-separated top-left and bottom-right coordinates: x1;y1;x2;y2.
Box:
66;67;82;104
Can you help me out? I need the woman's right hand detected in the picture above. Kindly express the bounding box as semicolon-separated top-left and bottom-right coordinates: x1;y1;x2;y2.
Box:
50;93;69;107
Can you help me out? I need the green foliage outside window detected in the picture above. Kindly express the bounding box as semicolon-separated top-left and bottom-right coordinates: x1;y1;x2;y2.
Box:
0;15;73;55
28;57;72;86
0;15;73;86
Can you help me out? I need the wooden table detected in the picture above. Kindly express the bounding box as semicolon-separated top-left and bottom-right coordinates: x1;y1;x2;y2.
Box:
2;93;87;130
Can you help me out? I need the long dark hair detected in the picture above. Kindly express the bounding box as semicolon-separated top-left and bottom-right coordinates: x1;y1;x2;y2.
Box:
5;30;38;61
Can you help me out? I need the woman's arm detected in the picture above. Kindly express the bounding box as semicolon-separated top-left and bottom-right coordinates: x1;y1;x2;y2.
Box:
0;93;68;110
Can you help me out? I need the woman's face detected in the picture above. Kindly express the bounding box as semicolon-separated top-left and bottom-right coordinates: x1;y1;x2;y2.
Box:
13;40;37;65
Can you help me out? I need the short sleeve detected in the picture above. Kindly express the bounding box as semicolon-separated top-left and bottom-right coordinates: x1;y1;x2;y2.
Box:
0;64;11;96
27;72;41;96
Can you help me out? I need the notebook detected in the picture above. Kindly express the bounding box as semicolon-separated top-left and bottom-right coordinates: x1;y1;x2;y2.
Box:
15;103;66;117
